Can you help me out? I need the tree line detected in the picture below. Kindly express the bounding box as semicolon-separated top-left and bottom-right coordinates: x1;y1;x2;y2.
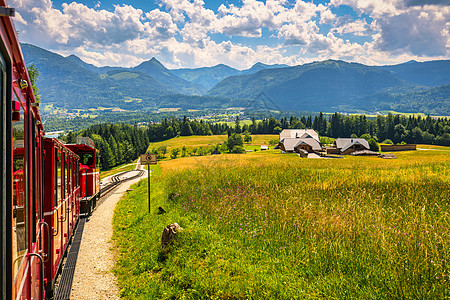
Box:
148;113;450;145
60;123;149;170
60;112;450;169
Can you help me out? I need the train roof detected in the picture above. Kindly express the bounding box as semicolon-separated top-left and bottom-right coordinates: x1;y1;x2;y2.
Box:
66;143;98;153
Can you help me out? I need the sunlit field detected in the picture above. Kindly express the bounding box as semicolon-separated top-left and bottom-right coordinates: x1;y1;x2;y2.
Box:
147;134;278;155
113;147;449;299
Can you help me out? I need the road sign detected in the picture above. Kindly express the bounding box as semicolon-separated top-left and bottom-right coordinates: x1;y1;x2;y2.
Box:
141;154;157;165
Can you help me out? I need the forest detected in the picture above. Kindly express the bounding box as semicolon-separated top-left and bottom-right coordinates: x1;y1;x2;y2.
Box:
59;113;450;170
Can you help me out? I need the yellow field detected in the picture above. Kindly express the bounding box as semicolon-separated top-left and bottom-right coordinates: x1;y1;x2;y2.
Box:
147;134;278;153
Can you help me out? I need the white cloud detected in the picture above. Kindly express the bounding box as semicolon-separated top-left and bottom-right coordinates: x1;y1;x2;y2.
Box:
9;0;449;68
332;19;369;36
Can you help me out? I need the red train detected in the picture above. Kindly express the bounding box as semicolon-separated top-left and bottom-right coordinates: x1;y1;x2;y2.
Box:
1;3;100;299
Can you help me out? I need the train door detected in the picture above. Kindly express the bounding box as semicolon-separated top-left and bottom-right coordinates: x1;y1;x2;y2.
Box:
12;92;27;299
63;152;69;246
29;114;44;300
53;148;63;274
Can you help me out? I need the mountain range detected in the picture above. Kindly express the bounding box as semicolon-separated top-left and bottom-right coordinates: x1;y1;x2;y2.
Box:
21;43;450;115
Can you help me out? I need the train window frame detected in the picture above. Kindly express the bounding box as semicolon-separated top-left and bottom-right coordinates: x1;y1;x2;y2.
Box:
31;115;36;242
11;93;27;284
57;149;62;206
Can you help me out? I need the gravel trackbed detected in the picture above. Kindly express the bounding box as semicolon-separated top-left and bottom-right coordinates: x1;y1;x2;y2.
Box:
70;172;146;299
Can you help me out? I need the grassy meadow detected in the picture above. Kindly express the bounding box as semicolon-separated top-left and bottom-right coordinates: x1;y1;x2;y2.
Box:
113;145;449;299
147;134;278;158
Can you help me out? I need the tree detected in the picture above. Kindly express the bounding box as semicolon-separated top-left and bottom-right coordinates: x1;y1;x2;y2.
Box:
66;131;77;143
273;126;282;134
243;131;252;143
234;116;241;134
170;148;180;159
180;116;194;136
368;138;379;152
158;145;167;158
101;140;115;170
227;133;243;152
27;64;41;102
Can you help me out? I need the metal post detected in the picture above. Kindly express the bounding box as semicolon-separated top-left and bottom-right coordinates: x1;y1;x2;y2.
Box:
148;164;151;213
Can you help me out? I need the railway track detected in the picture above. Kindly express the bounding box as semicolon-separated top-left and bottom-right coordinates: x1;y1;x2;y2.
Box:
54;168;144;300
99;169;145;199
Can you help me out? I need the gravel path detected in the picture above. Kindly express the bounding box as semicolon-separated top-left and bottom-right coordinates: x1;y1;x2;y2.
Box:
70;169;146;299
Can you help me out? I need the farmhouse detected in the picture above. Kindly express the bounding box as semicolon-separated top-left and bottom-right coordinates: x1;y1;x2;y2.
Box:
279;129;319;142
329;138;370;155
279;138;322;153
278;129;322;155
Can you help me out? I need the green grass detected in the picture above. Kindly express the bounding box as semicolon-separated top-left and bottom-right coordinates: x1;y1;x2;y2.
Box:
113;149;450;299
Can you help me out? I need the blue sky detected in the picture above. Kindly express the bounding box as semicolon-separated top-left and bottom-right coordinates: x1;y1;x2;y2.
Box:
10;0;450;69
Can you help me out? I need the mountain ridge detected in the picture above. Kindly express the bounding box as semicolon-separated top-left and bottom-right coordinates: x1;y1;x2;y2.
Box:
21;43;450;115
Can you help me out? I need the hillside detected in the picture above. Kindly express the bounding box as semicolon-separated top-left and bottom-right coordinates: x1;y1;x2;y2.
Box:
171;62;289;90
208;60;449;114
132;58;206;94
380;60;450;87
21;44;207;110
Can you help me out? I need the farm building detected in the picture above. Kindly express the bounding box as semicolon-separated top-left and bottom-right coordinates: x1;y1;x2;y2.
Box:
260;145;269;150
279;129;319;142
328;138;370;155
278;138;322;153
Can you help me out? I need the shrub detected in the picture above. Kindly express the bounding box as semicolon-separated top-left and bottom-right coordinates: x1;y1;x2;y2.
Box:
170;148;180;159
368;138;379;151
231;145;245;153
382;139;393;144
269;139;279;146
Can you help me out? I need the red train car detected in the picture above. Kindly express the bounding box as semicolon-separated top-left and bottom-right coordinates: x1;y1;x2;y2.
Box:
66;137;100;215
0;2;99;299
1;1;47;298
42;138;81;297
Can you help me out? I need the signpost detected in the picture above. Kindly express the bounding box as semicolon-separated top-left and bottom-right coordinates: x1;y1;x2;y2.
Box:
140;154;157;213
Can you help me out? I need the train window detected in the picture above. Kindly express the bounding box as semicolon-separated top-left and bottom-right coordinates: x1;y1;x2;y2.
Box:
57;150;62;205
63;153;66;197
65;154;69;194
31;116;38;242
12;95;26;281
79;151;94;166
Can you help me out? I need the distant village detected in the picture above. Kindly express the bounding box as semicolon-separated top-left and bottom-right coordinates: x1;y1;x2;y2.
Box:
276;129;409;158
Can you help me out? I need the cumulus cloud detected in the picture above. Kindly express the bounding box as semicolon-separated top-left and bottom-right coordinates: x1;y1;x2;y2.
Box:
405;0;450;6
332;19;369;36
9;0;450;68
374;9;449;56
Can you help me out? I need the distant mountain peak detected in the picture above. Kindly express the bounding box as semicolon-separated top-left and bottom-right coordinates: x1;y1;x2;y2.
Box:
136;57;166;70
251;62;266;67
